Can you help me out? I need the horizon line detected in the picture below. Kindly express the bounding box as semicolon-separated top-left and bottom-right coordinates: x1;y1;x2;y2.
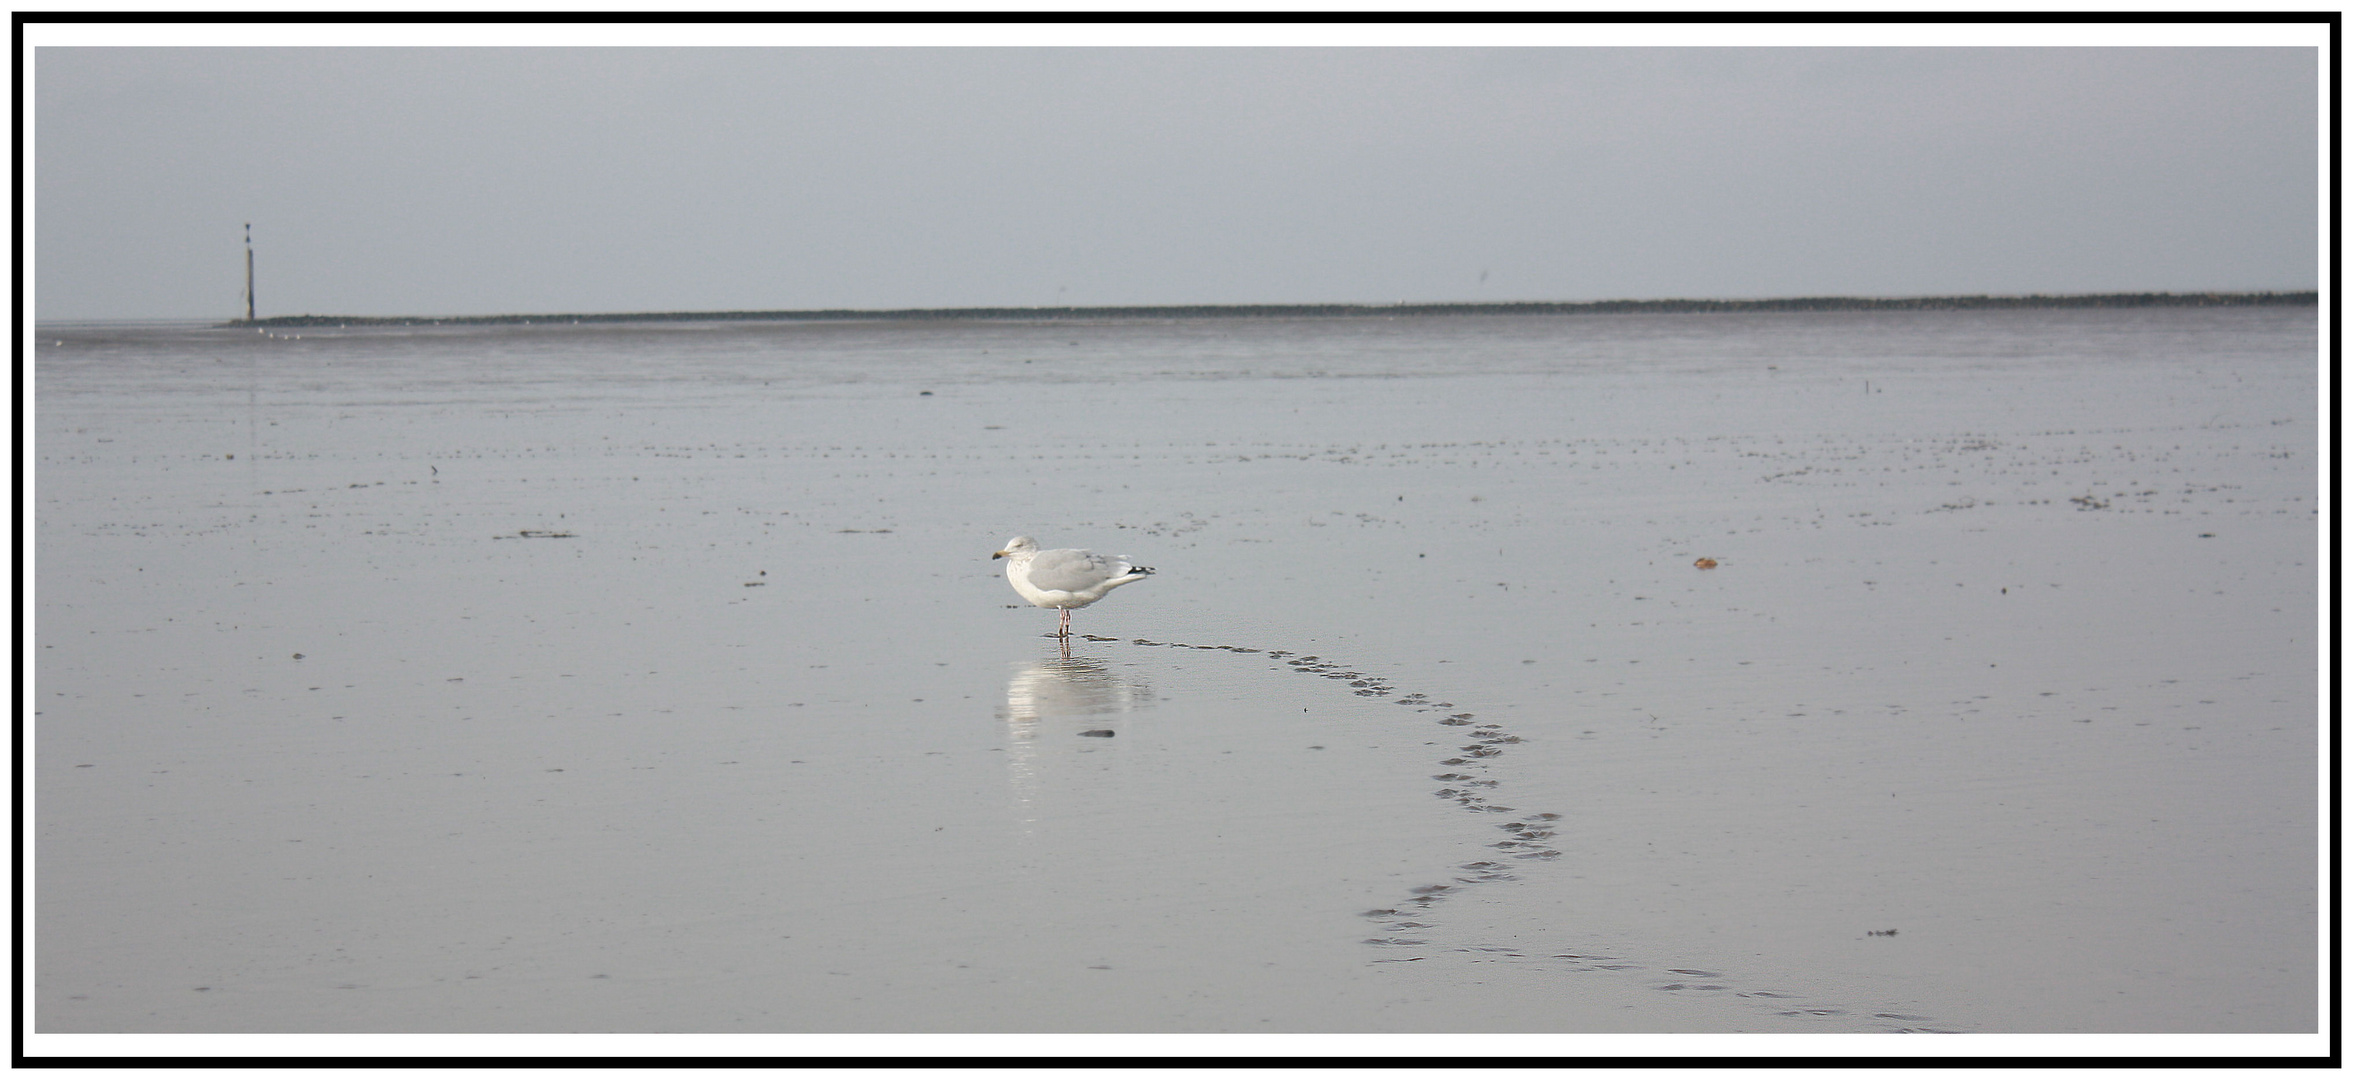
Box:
51;289;2323;330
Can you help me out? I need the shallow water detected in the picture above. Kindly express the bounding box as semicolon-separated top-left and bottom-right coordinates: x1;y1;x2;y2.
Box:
31;308;2321;1042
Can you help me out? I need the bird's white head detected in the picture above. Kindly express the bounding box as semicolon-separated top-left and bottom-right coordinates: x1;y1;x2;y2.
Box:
993;536;1038;560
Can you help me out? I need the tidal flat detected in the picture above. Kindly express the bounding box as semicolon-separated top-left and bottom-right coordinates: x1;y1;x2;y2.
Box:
30;307;2321;1052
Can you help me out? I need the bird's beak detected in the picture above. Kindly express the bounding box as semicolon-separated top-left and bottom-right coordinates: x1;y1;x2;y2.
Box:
992;550;1008;560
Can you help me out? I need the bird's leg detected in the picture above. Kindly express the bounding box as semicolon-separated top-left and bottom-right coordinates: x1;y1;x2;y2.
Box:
1057;609;1072;638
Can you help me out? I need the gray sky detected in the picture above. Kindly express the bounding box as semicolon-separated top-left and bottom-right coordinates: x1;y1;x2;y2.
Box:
31;39;2323;321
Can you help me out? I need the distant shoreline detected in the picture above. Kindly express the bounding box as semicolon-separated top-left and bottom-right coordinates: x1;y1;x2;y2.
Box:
221;290;2318;329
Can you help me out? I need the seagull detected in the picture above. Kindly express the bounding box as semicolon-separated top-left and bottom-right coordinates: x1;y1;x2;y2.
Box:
993;536;1154;639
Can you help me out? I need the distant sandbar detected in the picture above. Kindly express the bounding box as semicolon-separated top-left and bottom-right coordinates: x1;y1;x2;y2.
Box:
227;290;2318;329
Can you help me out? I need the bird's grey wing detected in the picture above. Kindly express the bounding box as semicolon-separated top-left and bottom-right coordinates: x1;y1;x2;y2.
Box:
1024;548;1124;592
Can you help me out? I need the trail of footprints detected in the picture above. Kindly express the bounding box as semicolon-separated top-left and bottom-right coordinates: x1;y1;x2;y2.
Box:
1102;635;1564;920
1089;632;1959;1034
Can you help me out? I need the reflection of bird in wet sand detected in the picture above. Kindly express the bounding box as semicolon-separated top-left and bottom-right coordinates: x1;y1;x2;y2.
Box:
1000;655;1152;823
992;536;1154;639
999;657;1154;724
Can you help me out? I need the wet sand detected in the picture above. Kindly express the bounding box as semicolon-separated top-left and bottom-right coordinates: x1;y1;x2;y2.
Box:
29;308;2322;1054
